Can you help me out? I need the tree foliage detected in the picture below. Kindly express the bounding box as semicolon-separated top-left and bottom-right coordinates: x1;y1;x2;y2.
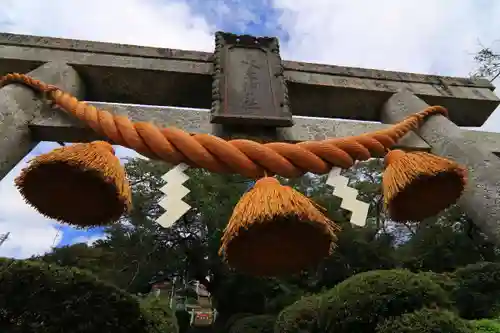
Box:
14;156;500;332
229;314;275;333
274;295;323;333
375;308;472;333
452;262;500;319
470;318;500;333
0;258;176;333
472;46;500;82
320;269;452;333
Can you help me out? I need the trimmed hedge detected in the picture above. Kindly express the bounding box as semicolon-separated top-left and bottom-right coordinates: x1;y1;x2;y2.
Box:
418;271;457;294
274;295;323;333
224;313;254;332
0;258;176;332
376;308;472;333
470;319;500;333
452;262;500;319
229;314;275;333
175;310;192;333
320;269;452;333
141;297;179;333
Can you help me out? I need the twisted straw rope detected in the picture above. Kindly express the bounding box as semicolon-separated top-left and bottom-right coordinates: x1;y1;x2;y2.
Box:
0;73;447;179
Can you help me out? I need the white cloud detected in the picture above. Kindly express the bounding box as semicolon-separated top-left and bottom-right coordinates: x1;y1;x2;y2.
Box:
272;0;500;130
274;0;492;72
116;144;150;161
0;143;63;259
0;142;136;259
0;0;212;258
1;0;215;51
71;234;107;246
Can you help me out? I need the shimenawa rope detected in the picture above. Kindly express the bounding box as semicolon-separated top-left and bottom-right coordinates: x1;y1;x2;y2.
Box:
0;73;448;179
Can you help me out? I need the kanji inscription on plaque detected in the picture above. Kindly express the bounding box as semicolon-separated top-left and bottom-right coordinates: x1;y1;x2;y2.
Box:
211;32;293;127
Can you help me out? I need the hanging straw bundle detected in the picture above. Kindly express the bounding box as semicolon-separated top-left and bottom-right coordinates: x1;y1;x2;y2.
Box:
219;176;340;277
15;141;131;228
383;149;467;222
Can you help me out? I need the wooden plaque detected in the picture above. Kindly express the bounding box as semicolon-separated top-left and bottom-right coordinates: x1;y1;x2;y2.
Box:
211;32;293;127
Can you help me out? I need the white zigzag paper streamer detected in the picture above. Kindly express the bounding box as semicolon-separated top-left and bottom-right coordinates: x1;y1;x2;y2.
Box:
326;167;369;227
156;163;191;228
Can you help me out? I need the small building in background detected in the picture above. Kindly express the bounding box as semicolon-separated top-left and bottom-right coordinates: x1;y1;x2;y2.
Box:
145;273;217;327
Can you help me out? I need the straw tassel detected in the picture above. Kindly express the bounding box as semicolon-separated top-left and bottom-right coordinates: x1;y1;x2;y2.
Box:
383;149;467;222
15;141;131;228
219;176;339;277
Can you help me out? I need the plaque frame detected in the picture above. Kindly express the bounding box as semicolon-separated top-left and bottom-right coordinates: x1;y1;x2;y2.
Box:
211;31;293;127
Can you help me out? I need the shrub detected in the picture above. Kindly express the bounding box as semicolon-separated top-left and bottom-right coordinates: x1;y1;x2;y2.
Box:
224;313;254;332
452;262;500;319
470;319;500;333
376;308;472;333
0;258;176;332
229;314;275;333
320;269;452;333
418;271;457;294
274;295;323;333
141;297;179;333
265;289;308;314
175;310;192;333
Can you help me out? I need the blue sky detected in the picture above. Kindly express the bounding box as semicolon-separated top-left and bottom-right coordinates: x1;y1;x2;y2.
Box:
0;0;499;258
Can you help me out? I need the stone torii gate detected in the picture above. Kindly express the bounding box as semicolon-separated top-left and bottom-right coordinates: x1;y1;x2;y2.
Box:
1;32;500;241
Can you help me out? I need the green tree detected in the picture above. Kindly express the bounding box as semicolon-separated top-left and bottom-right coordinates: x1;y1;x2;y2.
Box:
309;159;397;289
274;294;323;333
36;243;119;283
472;46;500;82
452;262;500;319
376;308;472;333
229;314;275;333
0;258;176;333
320;269;452;333
470;318;500;333
35;156;500;330
398;205;500;273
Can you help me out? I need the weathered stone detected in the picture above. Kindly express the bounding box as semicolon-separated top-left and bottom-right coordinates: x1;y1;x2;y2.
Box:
30;101;429;150
0;32;492;88
0;62;84;181
0;32;497;126
381;90;500;243
211;32;292;127
30;102;500;154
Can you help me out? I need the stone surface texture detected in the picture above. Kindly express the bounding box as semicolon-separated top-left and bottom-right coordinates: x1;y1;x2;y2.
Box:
0;62;84;181
0;32;498;126
30;101;500;155
382;90;500;244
